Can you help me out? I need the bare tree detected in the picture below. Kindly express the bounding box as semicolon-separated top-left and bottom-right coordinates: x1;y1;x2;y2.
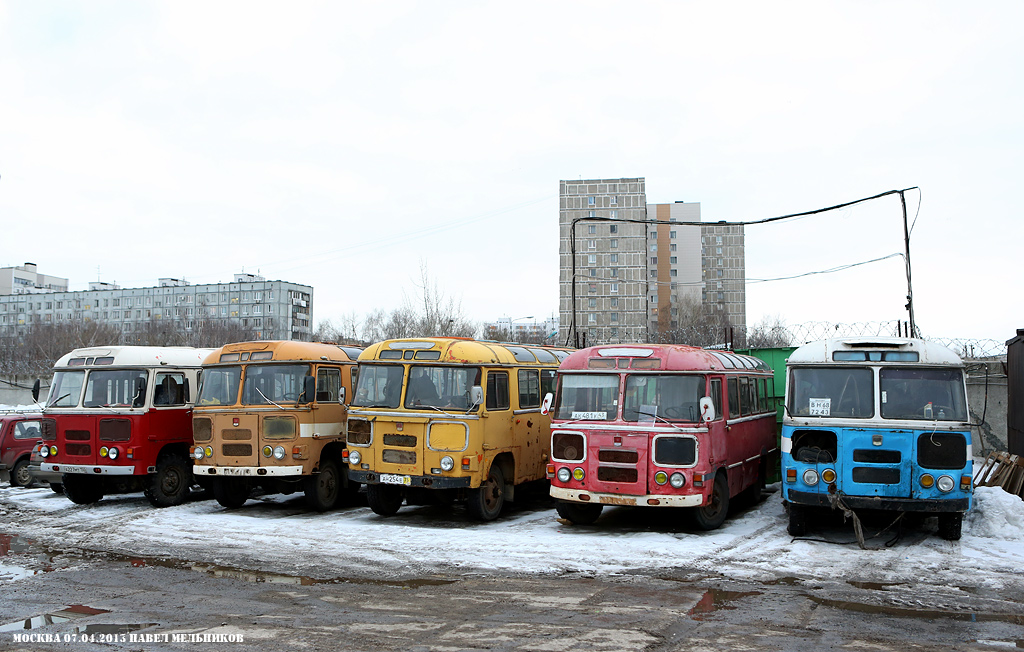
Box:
745;314;793;349
652;295;736;349
412;262;477;338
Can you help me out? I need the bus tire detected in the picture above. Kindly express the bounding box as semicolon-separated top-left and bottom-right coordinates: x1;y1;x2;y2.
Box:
691;473;730;531
367;483;404;516
555;500;603;525
467;464;505;521
62;474;103;505
213;478;250;509
304;459;340;512
145;454;191;508
50;482;63;494
787;502;808;537
10;458;32;488
938;512;962;541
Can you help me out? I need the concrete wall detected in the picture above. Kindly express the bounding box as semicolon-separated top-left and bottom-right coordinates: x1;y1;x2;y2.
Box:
0;375;47;408
967;361;1008;455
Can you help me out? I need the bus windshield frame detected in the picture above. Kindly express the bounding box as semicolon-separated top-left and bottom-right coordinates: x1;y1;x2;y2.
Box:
622;374;706;423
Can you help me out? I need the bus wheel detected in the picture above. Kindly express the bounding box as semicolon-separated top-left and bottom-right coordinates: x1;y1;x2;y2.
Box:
305;459;340;512
938;512;962;541
10;458;32;488
467;464;505;521
787;503;808;536
145;454;191;507
62;474;103;505
555;500;603;525
50;482;63;494
213;478;250;509
692;473;729;531
367;484;404;516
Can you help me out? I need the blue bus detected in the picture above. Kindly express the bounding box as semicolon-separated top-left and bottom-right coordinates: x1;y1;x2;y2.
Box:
782;338;972;540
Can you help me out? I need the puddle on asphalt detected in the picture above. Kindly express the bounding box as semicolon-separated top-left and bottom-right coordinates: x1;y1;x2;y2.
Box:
688;588;762;620
119;553;456;588
847;580;905;591
809;595;1024;626
0;605;109;633
0;533;57;578
76;623;158;635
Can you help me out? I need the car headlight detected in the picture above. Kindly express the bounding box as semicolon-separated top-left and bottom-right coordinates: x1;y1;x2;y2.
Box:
273;446;286;460
440;456;454;471
556;467;571;483
669;472;685;489
573;467;585;481
920;473;935;488
654;471;668;485
349;450;362;465
193;447;204;460
107;447;119;460
802;469;819;486
937;475;955;493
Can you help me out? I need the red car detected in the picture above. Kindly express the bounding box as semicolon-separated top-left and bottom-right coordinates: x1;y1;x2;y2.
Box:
0;413;44;487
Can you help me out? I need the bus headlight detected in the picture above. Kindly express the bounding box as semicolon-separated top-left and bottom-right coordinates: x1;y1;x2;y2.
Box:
40;446;50;458
556;467;571;483
193;447;204;460
802;469;819;486
669;473;686;489
573;468;585;481
654;471;668;485
936;475;955;493
821;469;836;484
204;446;213;458
107;447;119;460
273;446;286;460
262;446;273;458
49;446;58;457
100;447;109;458
440;456;455;471
349;450;362;465
920;474;935;488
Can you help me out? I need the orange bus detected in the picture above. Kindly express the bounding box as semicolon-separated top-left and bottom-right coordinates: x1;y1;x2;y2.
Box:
191;340;362;511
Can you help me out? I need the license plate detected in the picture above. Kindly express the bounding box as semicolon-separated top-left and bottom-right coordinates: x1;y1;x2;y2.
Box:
379;473;411;486
220;467;252;477
58;464;89;474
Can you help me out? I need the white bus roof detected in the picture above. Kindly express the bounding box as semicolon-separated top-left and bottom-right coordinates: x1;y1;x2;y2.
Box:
53;346;217;369
787;337;964;366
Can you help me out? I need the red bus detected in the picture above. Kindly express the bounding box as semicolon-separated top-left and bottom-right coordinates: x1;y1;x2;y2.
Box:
546;344;777;529
37;346;213;507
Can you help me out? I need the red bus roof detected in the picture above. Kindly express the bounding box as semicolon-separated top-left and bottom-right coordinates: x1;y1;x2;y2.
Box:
558;344;772;373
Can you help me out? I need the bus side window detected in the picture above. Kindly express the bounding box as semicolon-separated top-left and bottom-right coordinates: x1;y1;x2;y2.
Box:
154;372;186;406
727;378;739;419
540;369;557;398
486;371;510;411
518;369;541;409
710;378;722;421
317;367;341;403
739;378;751;416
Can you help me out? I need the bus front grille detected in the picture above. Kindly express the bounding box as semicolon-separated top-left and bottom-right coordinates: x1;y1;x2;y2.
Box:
851;467;900;484
222;444;252;456
597;467;638;483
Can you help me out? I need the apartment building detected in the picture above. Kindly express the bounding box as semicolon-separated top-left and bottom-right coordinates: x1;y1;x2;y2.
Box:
0;270;313;342
0;263;68;295
558;177;746;347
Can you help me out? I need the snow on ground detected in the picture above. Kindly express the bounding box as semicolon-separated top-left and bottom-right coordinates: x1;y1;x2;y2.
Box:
1;481;1023;593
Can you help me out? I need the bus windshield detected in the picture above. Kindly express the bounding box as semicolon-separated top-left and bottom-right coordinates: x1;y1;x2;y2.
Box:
352;365;405;408
48;370;85;407
623;374;705;422
83;369;148;408
555;374;618;421
880;368;967;421
405;366;480;410
788;367;874;418
197;367;241;406
241;364;311;405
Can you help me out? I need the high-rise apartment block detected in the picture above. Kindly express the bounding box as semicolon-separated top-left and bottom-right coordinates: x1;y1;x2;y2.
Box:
0;267;313;342
558;177;745;347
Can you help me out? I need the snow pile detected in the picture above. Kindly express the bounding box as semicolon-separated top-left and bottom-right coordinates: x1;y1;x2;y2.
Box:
965;486;1024;539
0;403;44;413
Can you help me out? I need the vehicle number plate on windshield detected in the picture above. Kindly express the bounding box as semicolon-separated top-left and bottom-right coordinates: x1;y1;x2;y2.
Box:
380;473;411;486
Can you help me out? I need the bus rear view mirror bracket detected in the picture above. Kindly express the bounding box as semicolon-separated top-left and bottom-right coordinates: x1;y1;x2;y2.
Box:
469;386;484;411
700;396;715;422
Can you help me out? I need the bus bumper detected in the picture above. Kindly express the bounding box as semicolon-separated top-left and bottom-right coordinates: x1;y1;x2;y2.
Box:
41;463;136;476
551;485;704;507
195;465;304;477
787;489;969;513
349;470;471;489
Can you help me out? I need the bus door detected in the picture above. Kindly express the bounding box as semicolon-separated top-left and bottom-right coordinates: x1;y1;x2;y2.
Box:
482;369;513;458
311;365;346;440
838;427;913;499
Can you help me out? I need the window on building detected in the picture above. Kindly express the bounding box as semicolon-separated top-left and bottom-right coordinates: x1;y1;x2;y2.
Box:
717;269;724;278
716;236;723;244
610;196;617;205
587;254;597;265
670;256;677;264
718;258;723;266
670;231;677;239
670;244;677;251
610;312;618;322
670;269;677;277
588;225;596;234
610;297;618;307
650;257;657;265
649;270;657;278
716;247;723;254
717;292;724;301
588;240;596;249
588;283;597;293
588;298;597;308
588;313;596;324
589;269;597;277
588;196;595;206
610;283;619;294
610;239;618;248
610;268;617;277
610;253;618;263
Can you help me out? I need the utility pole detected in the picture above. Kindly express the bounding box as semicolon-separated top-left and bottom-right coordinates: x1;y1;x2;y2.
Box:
900;189;917;338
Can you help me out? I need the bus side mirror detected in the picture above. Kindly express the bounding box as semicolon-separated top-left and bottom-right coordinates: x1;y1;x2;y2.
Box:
339;386;346;405
700;397;715;423
469;386;484;409
32;379;41;402
541;393;553;415
302;376;316;404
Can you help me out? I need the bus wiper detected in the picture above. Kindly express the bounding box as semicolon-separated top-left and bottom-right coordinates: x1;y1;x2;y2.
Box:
47;393;70;408
256;387;285;410
422;405;459;418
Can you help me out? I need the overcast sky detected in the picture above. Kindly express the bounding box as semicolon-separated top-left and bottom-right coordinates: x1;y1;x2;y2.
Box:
0;2;1018;343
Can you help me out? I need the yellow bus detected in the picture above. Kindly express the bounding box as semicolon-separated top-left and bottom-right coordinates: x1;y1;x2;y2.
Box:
344;338;570;520
191;340;362;511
